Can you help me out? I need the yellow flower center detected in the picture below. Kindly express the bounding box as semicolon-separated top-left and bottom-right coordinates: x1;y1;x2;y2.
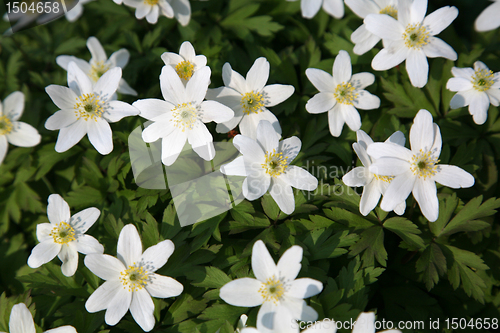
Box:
0;115;13;135
472;68;494;92
50;222;76;244
410;149;440;179
373;174;394;183
74;93;104;121
379;5;397;19
403;23;430;49
89;61;110;82
259;275;285;304
175;60;195;80
120;265;150;292
262;149;288;177
171;102;200;131
334;82;358;105
144;0;159;5
241;91;264;115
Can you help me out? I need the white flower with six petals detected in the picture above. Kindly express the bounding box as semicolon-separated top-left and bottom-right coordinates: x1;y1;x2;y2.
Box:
305;50;380;137
27;194;103;277
161;41;207;84
84;224;183;332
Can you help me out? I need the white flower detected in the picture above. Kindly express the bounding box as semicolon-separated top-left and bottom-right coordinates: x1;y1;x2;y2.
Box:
342;130;406;216
446;61;500;125
221;120;317;215
45;62;140;154
161;41;207;84
475;0;500;32
56;36;137;96
63;0;94;22
305;50;380;137
367;109;475;222
121;0;191;26
0;91;41;165
364;0;458;87
345;0;398;55
84;224;183;332
27;194;103;277
287;0;345;19
220;240;323;333
3;303;77;333
135;65;233;166
206;57;294;139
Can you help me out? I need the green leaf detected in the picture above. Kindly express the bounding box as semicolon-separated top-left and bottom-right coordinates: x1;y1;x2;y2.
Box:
185;266;231;288
383;217;425;250
416;243;447;290
349;226;387;267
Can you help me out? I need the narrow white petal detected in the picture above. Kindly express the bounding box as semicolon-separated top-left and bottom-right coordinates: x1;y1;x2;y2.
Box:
105;288;132;326
220;156;247;177
246;57;270;92
171;0;191;26
130;289;155;332
179;41;196;61
252;240;278;281
386;130;405;146
109;49;130;68
353;31;381;56
117;78;137;96
369;157;411;176
353;141;372;167
433;165;474;189
160;65;187;105
276;245;302;281
406;50;429;88
431;123;442;157
117;224;143;267
410;109;434;152
360;180;382;216
161;131;188;166
27;241;61;268
340;104;361;131
134;99;174;121
219;278;264;306
261;84;294;107
364;13;404;39
239;109;281;140
87;118;113;155
94;68;122;101
423;6;458;35
159;0;174;18
54;119;87;153
3;91;24;121
306;92;336;114
367;142;413;160
0;136;7;165
69;207;100;234
393;200;407;215
58;243;79;277
343;166;370;187
332;51;352;85
47;194;71;225
380;170;415;211
469;92;490;125
145;5;159;24
45;85;78;110
371;40;409;70
186;66;211;105
446;77;473;92
281;165;318;191
322;0;344;18
354;91;380;110
222;62;247;94
475;1;500;32
200;100;234;123
288;278;323;299
45;109;77;131
328;105;344;137
345;0;380;18
256;120;280;153
105;101;139;123
6;122;41;147
86;280;123;312
161;52;183;66
301;0;322;18
146;274;183;298
75;235;104;255
423;37;457;60
413;178;438;222
141;240;174;272
269;177;295;214
305;68;333;92
187;123;215;161
84;254;125;280
233;134;265;161
87;37;107;63
68;62;93;96
242;169;270;200
9;304;35;333
142;118;175;143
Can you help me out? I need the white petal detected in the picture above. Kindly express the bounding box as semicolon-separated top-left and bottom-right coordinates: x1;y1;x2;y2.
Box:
371;40;409;70
360;180;381;216
54;119;87;153
301;0;322;18
369;157;410;176
200;100;234;123
451;66;475;79
328;105;344;137
281;165;318;191
142;118;175;143
322;0;344;18
45;110;77;131
58;243;79;277
353;31;381;56
105;289;132;326
44;326;77;333
87;118;113;155
353;142;372;168
343;166;370;187
410;109;434;152
256;301;277;332
56;56;90;72
222;62;247;94
9;304;35;333
162;131;188;166
141;239;174;272
47;194;71;225
219;278;264;306
433;164;474;189
431;123;442;157
86;280;123;312
350;72;375;90
367;142;413;160
160;65;187;105
413;178;438;222
475;1;500;32
205;86;242;108
159;0;174;18
288;278;323;299
352;312;375;333
276;245;302;281
186;66;211;105
406;50;429;88
94;68;122;101
281;297;318;322
423;6;458;35
354;90;380;110
117;79;137;96
256;120;280;153
252;240;278;281
179;41;196;61
171;0;191;26
279;136;301;162
68;62;93;96
134;99;173;120
187;123;215;161
146;5;159;24
220;156;247;177
146;274;184;298
410;0;427;23
305;68;334;93
6;122;41;147
45;85;78;110
84;254;125;280
332;51;352;85
117;224;143;267
242;169;270;200
87;37;107;63
356;129;374;148
262;84;294;107
239;109;281;140
105;101;139;123
340;104;361;131
130;289;155;332
423;37;457;60
75;235;104;255
446;77;473;91
345;0;380;18
246;57;270;92
3;91;24;121
109;49;130;68
364;13;404;39
27;241;61;268
306;92;336;114
193;55;207;69
269;177;295;214
380;170;416;211
36;223;52;243
161;52;183;66
233;134;265;161
0;135;7;164
469;92;490;125
393;200;407;215
386;130;405;146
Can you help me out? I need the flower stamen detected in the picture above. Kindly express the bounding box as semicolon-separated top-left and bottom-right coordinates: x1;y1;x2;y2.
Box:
259;275;285;304
74;93;104;121
50;222;76;244
403;23;430;49
373;174;394;183
175;60;195;80
379;5;397;19
89;61;110;82
334;82;358;105
171;102;200;131
472;69;494;92
410;149;440;179
0;115;13;135
120;264;150;292
241;91;264;115
262;149;288;177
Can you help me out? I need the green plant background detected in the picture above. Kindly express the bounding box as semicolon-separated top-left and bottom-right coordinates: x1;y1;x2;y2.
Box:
0;0;499;332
